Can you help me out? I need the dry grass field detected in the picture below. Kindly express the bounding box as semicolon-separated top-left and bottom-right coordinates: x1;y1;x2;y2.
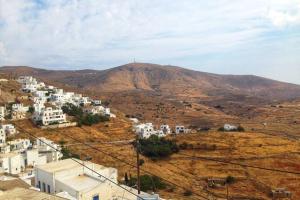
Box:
10;116;300;200
1;77;299;200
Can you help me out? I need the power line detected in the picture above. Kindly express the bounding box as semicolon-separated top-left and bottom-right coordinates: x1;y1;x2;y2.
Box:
16;125;211;200
177;152;300;175
57;130;211;200
18;128;148;200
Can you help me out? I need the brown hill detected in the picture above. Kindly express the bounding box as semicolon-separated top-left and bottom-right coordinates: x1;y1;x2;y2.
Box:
1;63;300;101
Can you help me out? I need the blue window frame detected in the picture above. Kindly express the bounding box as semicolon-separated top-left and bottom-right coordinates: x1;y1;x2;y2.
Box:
92;195;99;200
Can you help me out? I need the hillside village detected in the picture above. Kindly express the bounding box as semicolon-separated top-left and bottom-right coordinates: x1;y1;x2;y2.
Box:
0;76;163;200
0;75;298;200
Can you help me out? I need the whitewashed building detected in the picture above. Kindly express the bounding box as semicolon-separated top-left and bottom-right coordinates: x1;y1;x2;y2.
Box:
135;123;165;139
0;144;10;153
8;139;31;151
223;124;237;131
18;76;45;93
160;124;171;134
36;137;63;162
175;126;190;134
33;107;66;126
0;152;23;174
35;159;118;200
0;128;6;144
0;124;17;135
0;106;6;121
12;103;29;112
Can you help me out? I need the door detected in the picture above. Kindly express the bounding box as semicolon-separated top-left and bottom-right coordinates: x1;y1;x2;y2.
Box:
92;195;99;200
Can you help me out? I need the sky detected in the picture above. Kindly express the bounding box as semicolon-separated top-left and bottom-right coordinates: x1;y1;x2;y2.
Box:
0;0;300;84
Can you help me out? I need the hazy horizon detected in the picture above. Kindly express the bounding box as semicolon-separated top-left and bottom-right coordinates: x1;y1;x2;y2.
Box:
0;0;300;84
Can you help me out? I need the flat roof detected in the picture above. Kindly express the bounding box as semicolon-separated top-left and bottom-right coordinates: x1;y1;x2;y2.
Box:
0;152;18;158
58;174;101;192
0;177;30;191
36;159;115;173
36;159;80;173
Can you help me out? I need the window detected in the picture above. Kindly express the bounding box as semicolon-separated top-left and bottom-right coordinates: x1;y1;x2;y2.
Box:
47;185;51;193
92;195;99;200
42;183;46;192
38;181;41;189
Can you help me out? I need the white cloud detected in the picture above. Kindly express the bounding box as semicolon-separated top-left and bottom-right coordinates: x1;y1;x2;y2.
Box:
0;0;299;83
267;4;300;28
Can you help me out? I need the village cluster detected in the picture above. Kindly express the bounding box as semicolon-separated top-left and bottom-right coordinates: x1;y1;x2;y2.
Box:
0;76;115;127
0;76;292;200
132;120;240;139
0;76;159;199
132;121;191;139
0;128;157;200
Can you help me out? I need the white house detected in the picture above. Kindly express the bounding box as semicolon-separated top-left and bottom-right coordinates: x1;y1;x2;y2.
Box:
0;128;6;144
12;103;29;112
11;103;29;120
175;126;190;134
34;159;118;200
83;105;110;116
135;123;165;139
80;96;91;106
33;107;66;126
33;90;48;98
0;143;10;153
223;124;238;131
8;139;31;151
18;76;45;93
160;124;171;134
92;100;101;106
33;103;45;114
23;148;47;167
0;124;17;135
0;106;6;121
17;76;35;84
0;152;23;174
36;137;63;162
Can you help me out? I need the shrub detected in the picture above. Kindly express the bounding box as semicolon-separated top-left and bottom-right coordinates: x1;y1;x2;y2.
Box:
218;127;225;131
28;106;34;113
226;175;235;184
183;190;193;196
62;103;83;117
237;126;245;132
127;175;167;192
138;135;179;159
139;159;145;166
61;147;80;159
179;142;188;150
80;114;109;126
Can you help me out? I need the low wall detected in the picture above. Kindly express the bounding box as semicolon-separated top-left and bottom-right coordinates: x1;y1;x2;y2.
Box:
40;122;77;129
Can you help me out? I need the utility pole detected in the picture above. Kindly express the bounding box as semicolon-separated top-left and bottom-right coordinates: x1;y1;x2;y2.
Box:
136;135;141;194
226;184;229;200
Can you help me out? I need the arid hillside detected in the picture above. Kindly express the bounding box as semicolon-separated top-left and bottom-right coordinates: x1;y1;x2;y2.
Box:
1;63;300;101
1;76;300;200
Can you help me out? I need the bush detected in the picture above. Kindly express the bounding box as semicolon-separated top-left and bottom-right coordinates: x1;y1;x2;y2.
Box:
62;103;83;117
179;142;188;150
127;175;167;192
226;176;235;184
62;103;109;126
61;147;80;159
183;190;193;196
138;135;179;159
218;127;225;131
80;114;109;126
139;159;145;166
28;106;34;113
237;126;245;132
